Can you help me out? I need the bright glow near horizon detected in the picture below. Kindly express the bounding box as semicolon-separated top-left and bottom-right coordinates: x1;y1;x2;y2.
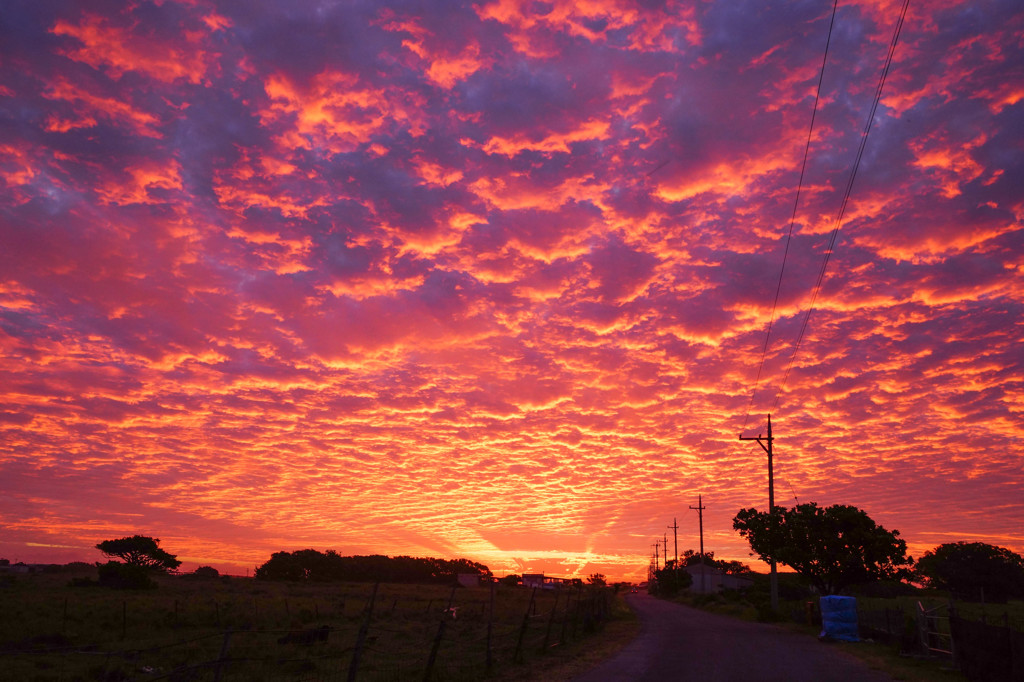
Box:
1;0;1022;582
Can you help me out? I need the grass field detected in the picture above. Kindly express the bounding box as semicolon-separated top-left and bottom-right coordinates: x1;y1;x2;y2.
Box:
0;567;630;682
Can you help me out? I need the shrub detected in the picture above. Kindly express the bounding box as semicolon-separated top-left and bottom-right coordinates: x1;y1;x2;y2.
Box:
192;566;220;579
97;561;156;589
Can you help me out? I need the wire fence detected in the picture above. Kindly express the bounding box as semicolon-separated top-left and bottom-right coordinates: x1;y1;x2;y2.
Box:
855;600;1023;682
0;583;615;682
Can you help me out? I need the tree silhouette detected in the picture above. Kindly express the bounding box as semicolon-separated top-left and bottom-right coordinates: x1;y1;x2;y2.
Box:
95;535;181;572
733;503;913;595
916;542;1024;603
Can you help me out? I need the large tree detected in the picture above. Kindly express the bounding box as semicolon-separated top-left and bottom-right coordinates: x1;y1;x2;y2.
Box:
916;542;1024;603
95;535;181;572
733;503;913;595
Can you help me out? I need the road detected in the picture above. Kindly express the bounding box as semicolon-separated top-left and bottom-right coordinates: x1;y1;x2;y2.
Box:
572;592;893;682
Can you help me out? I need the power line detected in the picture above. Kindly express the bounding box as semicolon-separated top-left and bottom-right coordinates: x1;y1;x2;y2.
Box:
770;0;911;412
742;0;840;432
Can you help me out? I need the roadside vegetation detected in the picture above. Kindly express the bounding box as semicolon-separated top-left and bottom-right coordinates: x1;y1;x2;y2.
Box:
643;501;1024;682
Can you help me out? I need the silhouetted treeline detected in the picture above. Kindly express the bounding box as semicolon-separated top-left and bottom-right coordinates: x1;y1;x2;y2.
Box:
254;550;492;584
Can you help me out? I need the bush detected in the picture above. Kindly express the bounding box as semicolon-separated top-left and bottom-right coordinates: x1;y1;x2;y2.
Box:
97;561;156;589
650;567;692;597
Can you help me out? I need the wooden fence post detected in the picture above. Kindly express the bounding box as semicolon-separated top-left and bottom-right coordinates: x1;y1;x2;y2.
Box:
571;586;581;639
423;592;456;682
542;589;560;652
514;588;537;663
347;582;379;682
212;630;233;682
559;590;571;645
486;582;495;672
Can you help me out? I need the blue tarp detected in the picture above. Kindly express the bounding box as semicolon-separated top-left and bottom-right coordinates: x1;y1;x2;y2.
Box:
820;595;859;642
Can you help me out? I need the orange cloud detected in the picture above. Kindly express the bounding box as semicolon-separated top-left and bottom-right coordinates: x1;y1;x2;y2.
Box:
910;132;987;198
96;160;183;205
43;78;162;137
52;13;215;84
476;0;700;55
469;172;609;215
389;19;489;89
472;118;612;157
260;71;428;156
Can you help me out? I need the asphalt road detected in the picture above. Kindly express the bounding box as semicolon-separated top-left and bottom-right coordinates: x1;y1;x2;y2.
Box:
572;592;893;682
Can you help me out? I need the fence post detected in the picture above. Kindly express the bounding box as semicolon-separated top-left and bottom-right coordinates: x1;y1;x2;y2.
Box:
948;600;957;669
347;582;379;682
542;589;560;652
514;588;538;663
212;630;233;682
486;582;495;672
559;590;571;645
423;585;458;681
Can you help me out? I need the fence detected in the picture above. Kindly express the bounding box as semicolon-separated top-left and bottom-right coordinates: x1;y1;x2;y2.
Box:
856;600;1023;682
0;583;614;682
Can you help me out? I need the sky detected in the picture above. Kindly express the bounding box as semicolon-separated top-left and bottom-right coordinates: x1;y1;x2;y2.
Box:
1;0;1022;582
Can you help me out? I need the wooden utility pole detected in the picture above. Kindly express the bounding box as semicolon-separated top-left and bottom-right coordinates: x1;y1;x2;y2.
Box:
668;518;679;567
739;414;778;612
652;542;660;571
663;533;668;567
689;495;707;593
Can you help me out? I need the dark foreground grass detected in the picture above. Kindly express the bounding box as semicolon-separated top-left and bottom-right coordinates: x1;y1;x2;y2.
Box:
0;567;634;682
493;593;639;682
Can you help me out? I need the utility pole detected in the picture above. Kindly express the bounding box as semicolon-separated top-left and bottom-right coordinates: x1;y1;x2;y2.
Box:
652;542;660;571
689;494;706;593
668;518;679;568
739;414;778;612
663;533;668;568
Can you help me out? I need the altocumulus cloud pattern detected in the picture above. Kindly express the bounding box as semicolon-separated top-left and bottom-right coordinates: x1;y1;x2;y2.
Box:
0;0;1022;578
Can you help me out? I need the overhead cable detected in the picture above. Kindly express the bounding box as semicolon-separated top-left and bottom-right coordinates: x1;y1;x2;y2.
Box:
770;0;911;413
742;0;840;433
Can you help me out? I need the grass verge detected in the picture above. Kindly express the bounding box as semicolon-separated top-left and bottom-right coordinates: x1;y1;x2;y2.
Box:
491;593;640;681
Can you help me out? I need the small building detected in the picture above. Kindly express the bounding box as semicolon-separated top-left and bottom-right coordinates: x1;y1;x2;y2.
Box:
457;573;480;588
685;564;754;593
522;573;545;588
522;573;574;589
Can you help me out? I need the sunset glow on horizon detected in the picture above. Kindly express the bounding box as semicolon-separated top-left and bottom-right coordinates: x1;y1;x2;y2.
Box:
1;0;1022;582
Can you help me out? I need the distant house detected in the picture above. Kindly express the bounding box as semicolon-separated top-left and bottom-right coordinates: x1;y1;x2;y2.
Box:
685;564;754;593
522;573;574;590
523;573;545;588
457;573;480;588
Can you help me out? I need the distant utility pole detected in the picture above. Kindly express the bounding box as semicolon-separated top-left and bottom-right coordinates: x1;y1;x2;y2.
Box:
689;495;707;593
652;542;660;571
663;533;668;567
668;518;679;567
739;414;778;612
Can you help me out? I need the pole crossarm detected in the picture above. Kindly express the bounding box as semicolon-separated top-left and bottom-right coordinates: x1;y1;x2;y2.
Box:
738;414;779;612
738;433;773;455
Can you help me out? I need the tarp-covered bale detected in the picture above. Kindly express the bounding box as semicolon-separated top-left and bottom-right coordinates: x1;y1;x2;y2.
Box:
820;595;859;642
